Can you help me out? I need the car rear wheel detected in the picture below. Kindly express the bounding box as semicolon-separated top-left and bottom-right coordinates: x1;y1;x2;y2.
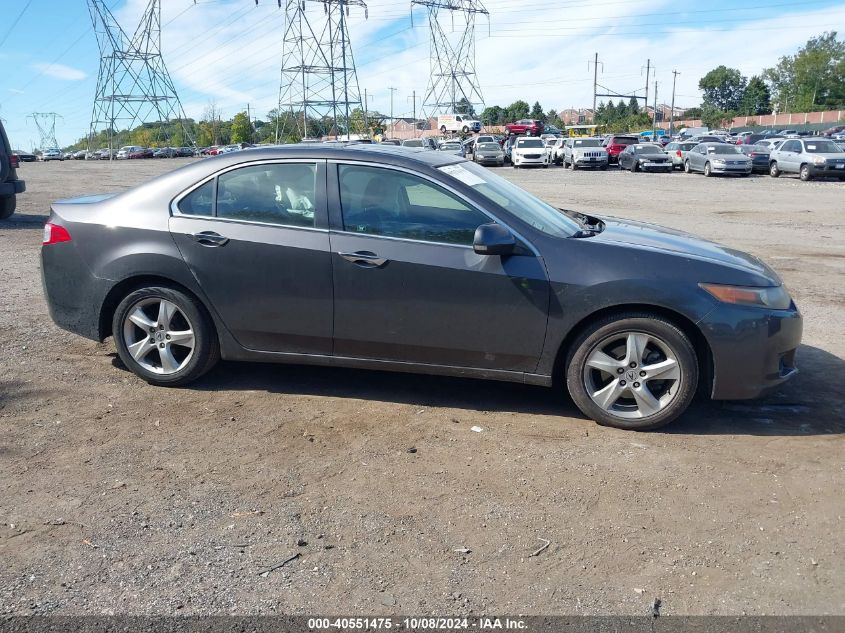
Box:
566;314;698;430
799;164;812;181
113;286;219;386
0;196;16;220
769;161;780;177
703;162;712;177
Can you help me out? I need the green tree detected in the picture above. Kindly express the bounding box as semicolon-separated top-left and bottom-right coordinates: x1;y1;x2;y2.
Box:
739;76;772;115
682;107;702;120
603;101;617;123
545;109;562;128
480;105;504;126
700;104;735;129
616;99;629;118
505;100;530;122
763;31;845;112
530;101;544;120
699;65;747;111
454;97;477;118
628;97;640;115
230;111;253;143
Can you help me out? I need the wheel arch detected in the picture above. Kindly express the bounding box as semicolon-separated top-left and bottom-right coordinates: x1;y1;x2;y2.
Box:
552;303;714;397
99;274;216;342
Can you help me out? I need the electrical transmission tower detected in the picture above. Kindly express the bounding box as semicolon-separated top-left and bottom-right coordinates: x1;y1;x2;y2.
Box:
275;0;367;142
87;0;191;153
28;113;62;150
412;0;488;123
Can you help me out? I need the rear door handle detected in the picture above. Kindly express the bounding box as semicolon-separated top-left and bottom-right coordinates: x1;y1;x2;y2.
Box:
338;251;388;268
192;231;229;247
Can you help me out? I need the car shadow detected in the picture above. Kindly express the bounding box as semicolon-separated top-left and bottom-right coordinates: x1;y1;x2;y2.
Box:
0;213;48;229
110;344;845;436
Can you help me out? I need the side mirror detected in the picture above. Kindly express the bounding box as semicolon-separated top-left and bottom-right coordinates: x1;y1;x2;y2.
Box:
473;223;516;256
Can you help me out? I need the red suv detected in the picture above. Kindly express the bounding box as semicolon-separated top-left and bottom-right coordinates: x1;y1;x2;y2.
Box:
603;135;639;164
505;119;544;136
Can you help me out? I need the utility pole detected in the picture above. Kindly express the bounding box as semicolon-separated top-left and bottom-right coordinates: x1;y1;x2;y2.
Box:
388;86;397;138
408;90;417;137
247;102;253;142
588;52;603;115
643;58;651;110
652;79;659;140
363;88;368;138
669;70;680;136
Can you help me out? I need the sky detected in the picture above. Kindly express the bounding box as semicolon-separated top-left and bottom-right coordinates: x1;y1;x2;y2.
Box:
1;0;844;148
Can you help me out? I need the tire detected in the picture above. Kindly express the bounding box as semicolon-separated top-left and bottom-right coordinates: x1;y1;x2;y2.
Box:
440;125;447;134
566;313;699;431
684;160;691;173
630;160;638;173
769;161;780;178
462;126;469;134
112;285;219;387
799;164;812;181
703;162;712;177
570;157;577;171
0;196;15;220
600;164;608;171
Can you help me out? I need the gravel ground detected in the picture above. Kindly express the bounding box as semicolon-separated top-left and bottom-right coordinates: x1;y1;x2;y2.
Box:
1;158;843;616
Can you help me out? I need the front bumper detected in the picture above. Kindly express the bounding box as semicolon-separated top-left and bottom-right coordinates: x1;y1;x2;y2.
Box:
640;162;672;171
513;154;547;166
808;163;845;176
574;157;608;168
712;163;752;174
701;302;803;400
477;156;504;165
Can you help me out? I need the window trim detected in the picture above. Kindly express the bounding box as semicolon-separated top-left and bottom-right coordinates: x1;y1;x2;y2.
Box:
170;158;327;231
327;160;539;256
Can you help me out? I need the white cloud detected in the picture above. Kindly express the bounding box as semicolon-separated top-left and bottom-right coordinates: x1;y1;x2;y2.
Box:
31;62;87;81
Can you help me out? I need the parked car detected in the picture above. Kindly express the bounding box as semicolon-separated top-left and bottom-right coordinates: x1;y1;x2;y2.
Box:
821;125;845;137
72;150;89;160
505;119;544;137
687;135;726;144
379;139;402;146
128;148;154;159
756;138;785;151
779;129;800;138
42;149;63;161
401;138;436;150
216;145;241;155
1;119;26;219
543;125;563;136
737;144;771;173
13;150;37;162
472;141;505;166
562;138;608;170
511;137;550;168
176;147;195;157
618;144;672;172
684;142;752;177
40;145;803;430
95;148;117;160
117;146;142;159
769;137;845;181
153;147;178;158
664;141;698;170
740;134;767;145
438;141;464;156
733;131;755;144
602;135;639;164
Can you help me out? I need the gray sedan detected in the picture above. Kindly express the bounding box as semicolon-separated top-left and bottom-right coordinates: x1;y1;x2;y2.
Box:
41;145;801;431
472;142;505;166
684;142;752;176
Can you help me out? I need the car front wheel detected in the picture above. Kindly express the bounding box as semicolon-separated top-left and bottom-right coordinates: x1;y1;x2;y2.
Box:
566;314;699;430
769;161;780;177
799;164;812;181
113;285;219;386
0;196;16;220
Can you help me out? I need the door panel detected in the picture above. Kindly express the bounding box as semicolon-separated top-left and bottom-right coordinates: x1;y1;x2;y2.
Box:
170;217;333;353
330;231;549;372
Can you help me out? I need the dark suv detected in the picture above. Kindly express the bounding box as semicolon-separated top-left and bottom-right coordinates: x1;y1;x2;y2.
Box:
0;120;26;219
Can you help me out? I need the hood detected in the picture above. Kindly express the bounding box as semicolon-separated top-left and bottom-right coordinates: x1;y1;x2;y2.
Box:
588;215;781;284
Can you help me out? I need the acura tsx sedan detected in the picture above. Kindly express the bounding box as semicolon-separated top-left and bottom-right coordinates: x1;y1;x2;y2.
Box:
41;145;802;430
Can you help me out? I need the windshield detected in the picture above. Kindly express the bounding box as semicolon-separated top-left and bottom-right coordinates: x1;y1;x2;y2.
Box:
706;145;741;154
635;145;663;154
402;140;423;147
516;139;544;148
439;162;580;237
804;140;841;153
613;137;638;145
439;144;461;151
573;139;603;147
477;143;501;151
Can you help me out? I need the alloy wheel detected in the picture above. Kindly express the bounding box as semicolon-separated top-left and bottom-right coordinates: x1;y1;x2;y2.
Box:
582;331;682;420
122;297;196;375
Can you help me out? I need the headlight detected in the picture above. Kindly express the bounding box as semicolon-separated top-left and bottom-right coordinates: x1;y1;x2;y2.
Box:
712;159;726;165
699;283;792;310
813;156;826;165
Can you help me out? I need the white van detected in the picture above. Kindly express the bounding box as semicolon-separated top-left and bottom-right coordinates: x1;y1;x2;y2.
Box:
437;114;482;134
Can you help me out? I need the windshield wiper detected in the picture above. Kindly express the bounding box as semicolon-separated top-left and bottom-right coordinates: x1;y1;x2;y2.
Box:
560;208;605;237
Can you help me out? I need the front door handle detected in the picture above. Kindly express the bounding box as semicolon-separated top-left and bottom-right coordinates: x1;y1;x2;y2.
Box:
192;231;229;247
338;251;388;268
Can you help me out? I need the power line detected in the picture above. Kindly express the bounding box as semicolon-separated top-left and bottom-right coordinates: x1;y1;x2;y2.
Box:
0;0;35;49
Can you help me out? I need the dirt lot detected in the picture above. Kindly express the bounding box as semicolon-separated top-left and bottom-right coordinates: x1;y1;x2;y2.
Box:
1;159;843;616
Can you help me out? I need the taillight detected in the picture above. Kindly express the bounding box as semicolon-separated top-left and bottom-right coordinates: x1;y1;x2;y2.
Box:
676;150;682;157
10;153;20;168
43;223;72;245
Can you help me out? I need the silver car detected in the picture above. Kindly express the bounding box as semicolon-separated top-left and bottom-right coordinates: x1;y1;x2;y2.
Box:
472;142;505;166
769;137;845;181
684;142;752;177
664;141;698;170
562;138;608;170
